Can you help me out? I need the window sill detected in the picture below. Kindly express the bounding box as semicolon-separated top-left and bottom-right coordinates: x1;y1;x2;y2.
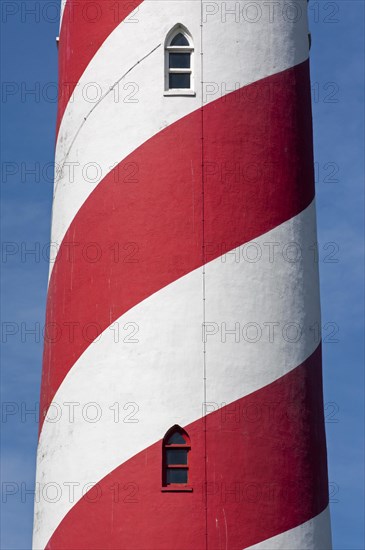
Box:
164;90;196;97
161;486;193;493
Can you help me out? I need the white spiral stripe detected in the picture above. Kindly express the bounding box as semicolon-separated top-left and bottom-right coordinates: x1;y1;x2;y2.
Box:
245;507;332;550
34;200;320;550
59;0;67;31
50;0;310;276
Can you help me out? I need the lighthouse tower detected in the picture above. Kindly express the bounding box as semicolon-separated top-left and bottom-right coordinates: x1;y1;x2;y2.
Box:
33;1;332;548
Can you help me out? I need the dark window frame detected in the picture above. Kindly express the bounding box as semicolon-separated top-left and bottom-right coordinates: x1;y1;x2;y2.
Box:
161;426;193;492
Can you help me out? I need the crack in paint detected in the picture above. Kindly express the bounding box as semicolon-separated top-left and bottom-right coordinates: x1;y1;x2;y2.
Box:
54;43;162;197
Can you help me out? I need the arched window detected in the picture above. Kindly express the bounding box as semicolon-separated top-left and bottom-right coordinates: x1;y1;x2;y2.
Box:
162;426;192;490
165;26;194;95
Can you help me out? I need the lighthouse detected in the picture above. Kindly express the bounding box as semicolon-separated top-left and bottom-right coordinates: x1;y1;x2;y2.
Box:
33;0;332;548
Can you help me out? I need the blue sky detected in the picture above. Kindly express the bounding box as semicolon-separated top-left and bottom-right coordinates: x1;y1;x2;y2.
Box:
1;1;364;549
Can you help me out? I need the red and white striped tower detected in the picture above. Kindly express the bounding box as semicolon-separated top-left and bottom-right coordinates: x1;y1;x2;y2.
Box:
33;1;332;548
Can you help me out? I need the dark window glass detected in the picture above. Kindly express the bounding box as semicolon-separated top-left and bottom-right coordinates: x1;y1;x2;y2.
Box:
166;432;186;444
166;468;188;484
170;33;189;46
166;449;188;465
169;52;191;69
169;73;190;90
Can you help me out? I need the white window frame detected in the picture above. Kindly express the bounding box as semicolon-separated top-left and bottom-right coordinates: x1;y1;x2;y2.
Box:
164;26;195;97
